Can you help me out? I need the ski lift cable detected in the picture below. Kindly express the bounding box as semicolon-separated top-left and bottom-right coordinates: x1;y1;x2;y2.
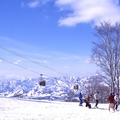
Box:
0;57;78;88
0;57;41;75
0;45;68;76
0;57;49;87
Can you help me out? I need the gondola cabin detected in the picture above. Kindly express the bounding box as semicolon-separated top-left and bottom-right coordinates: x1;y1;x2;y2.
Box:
73;84;79;90
39;80;46;86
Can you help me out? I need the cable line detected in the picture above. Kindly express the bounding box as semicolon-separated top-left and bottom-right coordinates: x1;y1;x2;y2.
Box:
0;57;40;75
0;45;67;76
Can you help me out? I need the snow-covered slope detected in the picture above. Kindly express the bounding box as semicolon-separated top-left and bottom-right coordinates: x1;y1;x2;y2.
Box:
0;97;120;120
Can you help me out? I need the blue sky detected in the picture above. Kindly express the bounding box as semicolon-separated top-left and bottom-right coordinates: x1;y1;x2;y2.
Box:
0;0;120;78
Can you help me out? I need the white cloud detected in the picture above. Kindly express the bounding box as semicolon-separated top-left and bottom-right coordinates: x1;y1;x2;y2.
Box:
64;65;69;69
13;60;22;65
27;0;52;8
43;60;48;63
0;59;2;62
55;0;120;26
27;0;40;8
84;58;91;64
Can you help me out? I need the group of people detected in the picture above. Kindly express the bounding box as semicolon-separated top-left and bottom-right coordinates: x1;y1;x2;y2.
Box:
78;91;99;108
78;91;119;111
107;93;119;111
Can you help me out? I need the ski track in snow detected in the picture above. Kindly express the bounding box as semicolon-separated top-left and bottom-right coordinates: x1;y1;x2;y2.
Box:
0;97;120;120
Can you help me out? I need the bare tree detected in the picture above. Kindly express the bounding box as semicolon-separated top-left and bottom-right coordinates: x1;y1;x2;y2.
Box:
80;75;110;103
91;21;120;94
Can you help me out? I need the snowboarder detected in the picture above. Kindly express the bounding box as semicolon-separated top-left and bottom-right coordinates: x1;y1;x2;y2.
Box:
78;92;83;106
94;91;99;108
84;94;92;108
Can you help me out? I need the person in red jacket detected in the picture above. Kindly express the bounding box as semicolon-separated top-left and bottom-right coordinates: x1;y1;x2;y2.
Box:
107;93;115;112
84;94;92;108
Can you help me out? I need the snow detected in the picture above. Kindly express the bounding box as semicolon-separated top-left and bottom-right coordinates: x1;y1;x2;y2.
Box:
0;97;120;120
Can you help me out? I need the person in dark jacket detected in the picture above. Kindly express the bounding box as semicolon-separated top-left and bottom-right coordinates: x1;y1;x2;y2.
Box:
78;92;83;106
84;94;92;108
107;93;115;112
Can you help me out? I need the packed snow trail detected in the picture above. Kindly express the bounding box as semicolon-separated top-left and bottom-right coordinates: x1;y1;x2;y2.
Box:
0;97;119;120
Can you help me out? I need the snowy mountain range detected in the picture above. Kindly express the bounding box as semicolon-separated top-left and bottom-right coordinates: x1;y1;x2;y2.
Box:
0;75;108;101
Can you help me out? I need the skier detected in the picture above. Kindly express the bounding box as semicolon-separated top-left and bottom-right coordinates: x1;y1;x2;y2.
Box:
84;94;92;108
78;92;83;106
114;93;119;110
94;91;99;108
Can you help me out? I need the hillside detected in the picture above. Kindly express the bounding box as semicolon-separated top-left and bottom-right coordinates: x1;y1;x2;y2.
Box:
0;75;109;101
